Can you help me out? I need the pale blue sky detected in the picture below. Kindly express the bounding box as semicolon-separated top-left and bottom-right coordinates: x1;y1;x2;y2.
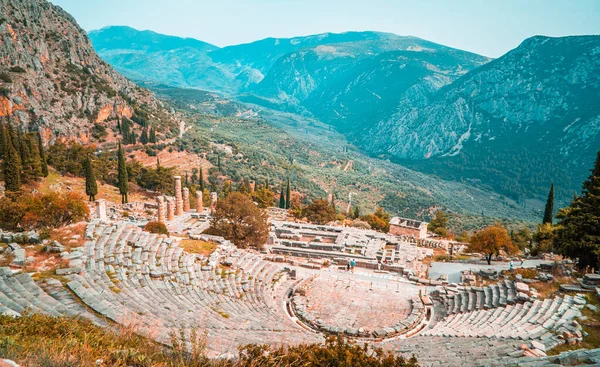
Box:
51;0;599;57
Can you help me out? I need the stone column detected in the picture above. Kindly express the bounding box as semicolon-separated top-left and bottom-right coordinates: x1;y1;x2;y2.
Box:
174;175;184;216
167;198;175;221
95;199;107;222
182;188;190;212
196;191;203;212
156;196;166;223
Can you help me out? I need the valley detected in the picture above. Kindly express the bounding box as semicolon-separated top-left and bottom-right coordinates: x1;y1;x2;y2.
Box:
153;85;538;231
91;27;600;208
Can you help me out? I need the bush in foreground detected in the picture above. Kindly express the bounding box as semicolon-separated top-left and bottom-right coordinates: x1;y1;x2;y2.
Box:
0;313;418;367
144;221;169;236
0;191;89;231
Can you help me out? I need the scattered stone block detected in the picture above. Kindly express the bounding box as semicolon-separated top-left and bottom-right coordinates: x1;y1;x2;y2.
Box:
515;282;529;294
55;267;82;275
531;340;546;352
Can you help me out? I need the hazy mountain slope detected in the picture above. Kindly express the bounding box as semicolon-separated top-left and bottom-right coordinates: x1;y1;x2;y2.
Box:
88;26;235;92
250;40;489;132
0;0;177;141
365;35;600;204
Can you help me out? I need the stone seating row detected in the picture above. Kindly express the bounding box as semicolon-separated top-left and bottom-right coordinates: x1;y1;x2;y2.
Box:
66;223;319;356
422;293;586;350
0;267;69;318
436;280;519;314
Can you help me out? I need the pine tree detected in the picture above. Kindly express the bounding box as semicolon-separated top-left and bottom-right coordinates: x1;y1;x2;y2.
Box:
285;177;291;209
279;186;286;209
3;132;21;192
83;156;98;201
37;132;48;177
117;142;129;204
554;150;600;269
543;182;555;224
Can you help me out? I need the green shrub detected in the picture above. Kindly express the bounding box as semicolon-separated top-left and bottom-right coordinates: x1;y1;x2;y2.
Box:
9;66;26;73
0;72;12;83
144;221;168;236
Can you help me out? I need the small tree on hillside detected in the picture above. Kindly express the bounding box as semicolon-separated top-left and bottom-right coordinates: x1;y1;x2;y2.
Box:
543;182;554;224
117;142;129;204
305;199;337;225
468;224;517;265
209;192;269;249
252;186;275;208
83;156;98;201
554;150;600;269
428;210;449;237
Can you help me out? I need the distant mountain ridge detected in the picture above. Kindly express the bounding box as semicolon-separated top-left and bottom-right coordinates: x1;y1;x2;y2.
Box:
89;26;489;99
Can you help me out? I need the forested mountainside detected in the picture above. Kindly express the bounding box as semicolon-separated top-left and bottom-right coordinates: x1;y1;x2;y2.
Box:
0;0;178;143
89;26;600;208
364;35;600;205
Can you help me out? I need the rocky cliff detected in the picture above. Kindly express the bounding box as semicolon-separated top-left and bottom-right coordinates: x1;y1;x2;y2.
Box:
0;0;177;143
366;36;600;202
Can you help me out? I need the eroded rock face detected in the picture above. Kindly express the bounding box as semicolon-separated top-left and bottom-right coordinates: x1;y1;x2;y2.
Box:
0;0;176;142
367;36;600;162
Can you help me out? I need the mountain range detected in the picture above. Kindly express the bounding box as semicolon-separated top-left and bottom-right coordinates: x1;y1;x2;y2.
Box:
89;26;600;206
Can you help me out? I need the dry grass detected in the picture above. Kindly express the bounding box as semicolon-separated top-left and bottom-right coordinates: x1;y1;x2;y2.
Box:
0;312;219;367
180;239;217;257
35;170;150;205
549;293;600;355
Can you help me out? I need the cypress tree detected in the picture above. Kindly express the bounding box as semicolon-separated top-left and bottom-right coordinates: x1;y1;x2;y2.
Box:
199;168;205;191
285;177;291;209
149;127;156;143
353;206;360;219
217;155;221;172
23;133;42;181
543;182;554;224
0;124;5;160
554;150;600;269
3;132;21;192
140;128;149;145
279;186;286;209
265;178;269;190
185;171;189;187
117;142;129;204
37;132;48;177
83;156;98;201
16;128;25;163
